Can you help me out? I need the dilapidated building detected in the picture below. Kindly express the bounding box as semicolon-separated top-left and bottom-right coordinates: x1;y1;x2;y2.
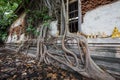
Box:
6;0;120;58
5;0;120;79
6;0;119;42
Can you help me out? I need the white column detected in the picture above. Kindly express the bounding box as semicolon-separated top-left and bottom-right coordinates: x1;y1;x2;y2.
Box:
78;0;82;32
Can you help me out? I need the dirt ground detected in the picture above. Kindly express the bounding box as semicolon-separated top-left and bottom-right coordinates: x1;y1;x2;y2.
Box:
0;48;92;80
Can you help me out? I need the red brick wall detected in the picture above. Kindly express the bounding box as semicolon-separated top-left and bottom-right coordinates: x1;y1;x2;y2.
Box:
82;0;118;16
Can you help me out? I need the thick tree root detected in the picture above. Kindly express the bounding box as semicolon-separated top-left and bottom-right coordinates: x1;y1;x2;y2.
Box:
36;32;115;80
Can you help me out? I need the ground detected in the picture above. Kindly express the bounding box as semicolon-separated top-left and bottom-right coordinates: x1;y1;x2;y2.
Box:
0;48;91;80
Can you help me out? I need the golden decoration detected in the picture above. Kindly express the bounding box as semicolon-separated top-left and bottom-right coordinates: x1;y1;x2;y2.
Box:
111;27;120;38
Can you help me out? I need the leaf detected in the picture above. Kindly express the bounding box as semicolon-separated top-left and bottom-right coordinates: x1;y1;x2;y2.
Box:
43;21;49;27
47;73;53;78
47;73;57;79
52;73;57;79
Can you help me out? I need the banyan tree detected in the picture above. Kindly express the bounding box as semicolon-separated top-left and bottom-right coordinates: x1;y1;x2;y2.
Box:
15;0;115;80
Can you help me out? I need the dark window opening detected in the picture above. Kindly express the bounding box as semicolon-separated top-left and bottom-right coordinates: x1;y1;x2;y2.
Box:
69;1;78;33
69;20;78;32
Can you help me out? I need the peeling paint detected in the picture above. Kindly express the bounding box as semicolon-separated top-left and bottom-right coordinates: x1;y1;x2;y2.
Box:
7;13;26;43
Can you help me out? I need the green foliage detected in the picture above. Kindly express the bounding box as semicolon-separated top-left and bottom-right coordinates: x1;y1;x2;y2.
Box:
26;25;40;36
43;21;50;27
27;7;52;22
0;0;21;41
26;7;52;37
0;32;7;40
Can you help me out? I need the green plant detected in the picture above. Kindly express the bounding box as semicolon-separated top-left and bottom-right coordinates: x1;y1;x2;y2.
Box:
43;21;50;27
26;25;35;33
26;7;52;37
26;25;40;36
0;0;21;41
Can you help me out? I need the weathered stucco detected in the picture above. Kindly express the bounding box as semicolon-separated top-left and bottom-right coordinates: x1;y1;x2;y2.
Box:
82;1;120;36
48;20;59;37
11;13;26;28
7;13;26;43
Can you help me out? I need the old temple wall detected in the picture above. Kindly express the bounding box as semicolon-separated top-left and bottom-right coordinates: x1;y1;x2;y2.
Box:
81;1;120;58
82;1;120;36
7;13;26;43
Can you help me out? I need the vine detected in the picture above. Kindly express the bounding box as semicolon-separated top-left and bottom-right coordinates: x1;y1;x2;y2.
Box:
25;7;52;38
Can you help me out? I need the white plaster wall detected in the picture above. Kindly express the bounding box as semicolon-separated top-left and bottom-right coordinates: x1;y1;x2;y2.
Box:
6;35;12;43
11;34;18;42
49;20;58;37
82;1;120;36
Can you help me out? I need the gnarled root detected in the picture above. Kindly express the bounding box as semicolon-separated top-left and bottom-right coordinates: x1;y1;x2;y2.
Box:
36;31;115;80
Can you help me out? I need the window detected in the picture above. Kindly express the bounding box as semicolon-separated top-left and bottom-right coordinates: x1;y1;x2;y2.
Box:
69;1;78;33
